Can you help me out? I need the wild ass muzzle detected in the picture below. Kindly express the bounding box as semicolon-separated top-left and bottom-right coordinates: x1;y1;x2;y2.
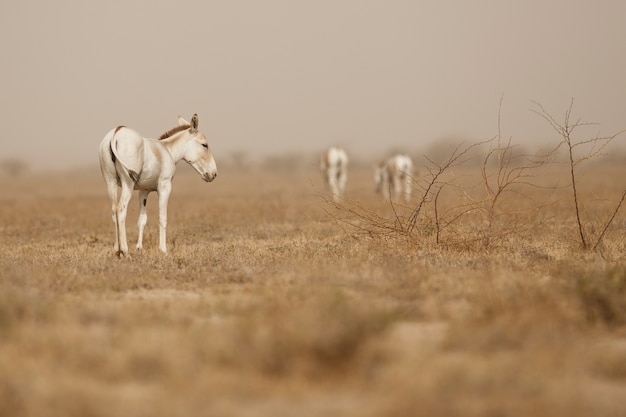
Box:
98;114;217;256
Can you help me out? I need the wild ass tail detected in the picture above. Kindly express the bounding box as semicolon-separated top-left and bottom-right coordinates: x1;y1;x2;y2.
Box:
110;126;143;183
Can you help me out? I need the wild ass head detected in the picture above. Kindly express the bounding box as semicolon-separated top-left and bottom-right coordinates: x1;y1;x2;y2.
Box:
176;114;218;182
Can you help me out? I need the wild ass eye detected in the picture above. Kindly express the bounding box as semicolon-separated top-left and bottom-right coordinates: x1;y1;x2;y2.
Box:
202;143;208;148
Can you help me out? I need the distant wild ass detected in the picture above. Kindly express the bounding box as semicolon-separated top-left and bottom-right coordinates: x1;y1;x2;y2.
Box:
374;154;414;202
320;147;349;202
99;114;217;256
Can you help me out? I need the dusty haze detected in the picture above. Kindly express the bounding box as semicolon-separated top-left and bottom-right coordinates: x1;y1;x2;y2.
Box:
1;0;625;171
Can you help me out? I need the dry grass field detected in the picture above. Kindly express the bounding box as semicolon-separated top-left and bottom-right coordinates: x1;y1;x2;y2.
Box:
1;156;626;417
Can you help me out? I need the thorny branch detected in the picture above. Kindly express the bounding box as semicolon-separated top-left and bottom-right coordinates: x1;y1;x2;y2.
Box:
406;139;491;235
533;98;626;249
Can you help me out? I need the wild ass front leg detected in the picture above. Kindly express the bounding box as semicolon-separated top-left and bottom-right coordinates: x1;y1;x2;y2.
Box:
404;174;412;202
393;175;402;201
337;170;347;200
136;190;149;250
157;182;171;254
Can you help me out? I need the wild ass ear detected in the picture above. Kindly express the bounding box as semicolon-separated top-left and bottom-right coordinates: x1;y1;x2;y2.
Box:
177;115;189;126
190;114;199;133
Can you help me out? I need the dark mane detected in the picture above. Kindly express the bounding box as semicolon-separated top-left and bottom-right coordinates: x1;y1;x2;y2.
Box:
159;124;190;140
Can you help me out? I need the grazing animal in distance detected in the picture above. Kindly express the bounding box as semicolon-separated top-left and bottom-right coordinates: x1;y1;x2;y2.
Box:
320;146;349;202
98;114;217;256
374;154;414;202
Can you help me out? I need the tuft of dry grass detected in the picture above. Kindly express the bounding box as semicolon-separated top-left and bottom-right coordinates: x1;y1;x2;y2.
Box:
1;162;626;416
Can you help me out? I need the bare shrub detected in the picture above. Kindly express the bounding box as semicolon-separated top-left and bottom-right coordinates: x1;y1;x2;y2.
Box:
407;139;490;245
474;99;556;247
533;99;626;250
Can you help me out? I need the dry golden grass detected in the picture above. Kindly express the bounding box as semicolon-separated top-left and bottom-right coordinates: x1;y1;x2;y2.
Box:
1;160;626;417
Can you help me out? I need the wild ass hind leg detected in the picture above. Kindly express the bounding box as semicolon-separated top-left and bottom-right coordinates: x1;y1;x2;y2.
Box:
136;189;149;251
115;180;134;257
105;181;120;254
381;175;391;200
328;167;341;202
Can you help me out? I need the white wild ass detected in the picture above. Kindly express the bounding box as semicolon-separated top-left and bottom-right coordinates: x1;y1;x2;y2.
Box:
320;147;349;202
374;154;414;202
99;114;217;256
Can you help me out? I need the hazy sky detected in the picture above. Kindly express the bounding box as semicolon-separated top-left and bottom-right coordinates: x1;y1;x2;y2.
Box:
1;0;625;171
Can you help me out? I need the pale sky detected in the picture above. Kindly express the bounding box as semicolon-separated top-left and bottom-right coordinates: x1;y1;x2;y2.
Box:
1;0;625;171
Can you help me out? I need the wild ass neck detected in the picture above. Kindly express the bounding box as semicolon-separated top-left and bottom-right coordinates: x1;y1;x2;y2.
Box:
161;131;191;163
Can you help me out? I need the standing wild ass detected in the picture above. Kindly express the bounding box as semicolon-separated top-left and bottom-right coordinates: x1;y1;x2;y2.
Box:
320;147;349;202
99;114;217;256
375;154;414;202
